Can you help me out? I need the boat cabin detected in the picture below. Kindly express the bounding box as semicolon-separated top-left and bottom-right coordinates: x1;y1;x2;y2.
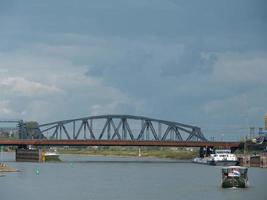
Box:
222;166;247;177
221;166;248;188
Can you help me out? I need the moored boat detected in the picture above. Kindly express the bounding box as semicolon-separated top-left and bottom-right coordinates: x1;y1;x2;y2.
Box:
41;149;60;162
209;149;238;166
193;149;238;166
221;166;248;188
192;157;211;164
0;163;18;172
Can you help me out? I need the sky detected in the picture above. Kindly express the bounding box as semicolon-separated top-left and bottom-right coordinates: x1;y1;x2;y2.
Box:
0;0;267;140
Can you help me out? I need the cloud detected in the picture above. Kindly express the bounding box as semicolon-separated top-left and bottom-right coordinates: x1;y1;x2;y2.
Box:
0;100;14;115
0;34;266;140
0;77;62;96
213;52;267;85
0;0;267;140
163;43;217;77
0;46;143;122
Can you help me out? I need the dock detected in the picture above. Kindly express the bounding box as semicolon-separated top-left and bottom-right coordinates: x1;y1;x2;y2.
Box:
238;154;267;168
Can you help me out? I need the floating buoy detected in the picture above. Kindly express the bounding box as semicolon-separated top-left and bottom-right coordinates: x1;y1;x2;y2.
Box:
35;168;40;176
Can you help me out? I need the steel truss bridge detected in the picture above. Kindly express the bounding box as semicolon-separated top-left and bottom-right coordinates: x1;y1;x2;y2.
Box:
38;115;207;141
0;115;242;148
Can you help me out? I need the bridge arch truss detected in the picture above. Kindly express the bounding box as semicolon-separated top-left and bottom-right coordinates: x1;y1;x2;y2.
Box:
38;115;207;142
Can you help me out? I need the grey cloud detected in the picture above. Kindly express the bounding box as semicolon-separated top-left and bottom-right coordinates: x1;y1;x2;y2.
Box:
1;0;266;52
1;0;267;140
162;44;217;77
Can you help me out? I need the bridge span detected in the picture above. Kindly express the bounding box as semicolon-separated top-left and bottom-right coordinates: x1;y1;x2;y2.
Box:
0;139;242;148
0;115;243;162
2;115;208;141
1;115;243;148
38;115;207;142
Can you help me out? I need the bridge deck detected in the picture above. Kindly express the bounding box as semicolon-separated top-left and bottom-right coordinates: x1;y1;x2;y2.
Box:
0;139;241;148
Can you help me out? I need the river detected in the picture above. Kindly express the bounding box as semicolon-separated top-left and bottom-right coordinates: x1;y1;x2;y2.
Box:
0;152;267;200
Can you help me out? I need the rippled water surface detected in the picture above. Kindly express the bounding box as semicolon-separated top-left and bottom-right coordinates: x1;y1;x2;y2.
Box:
1;152;267;200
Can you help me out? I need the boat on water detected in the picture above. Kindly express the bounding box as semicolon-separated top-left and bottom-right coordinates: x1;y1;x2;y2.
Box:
41;149;60;162
209;149;238;166
192;157;211;164
0;163;18;172
221;166;248;188
193;149;238;166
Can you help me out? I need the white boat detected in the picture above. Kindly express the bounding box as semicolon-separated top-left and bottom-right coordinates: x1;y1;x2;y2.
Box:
45;150;59;157
193;149;238;166
42;149;60;161
192;157;211;164
209;149;238;166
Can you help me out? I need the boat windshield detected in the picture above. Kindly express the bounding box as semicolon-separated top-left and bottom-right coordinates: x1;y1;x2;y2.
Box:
222;167;248;177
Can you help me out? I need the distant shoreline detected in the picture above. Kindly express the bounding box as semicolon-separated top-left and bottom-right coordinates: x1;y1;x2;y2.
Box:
0;147;198;160
57;147;197;160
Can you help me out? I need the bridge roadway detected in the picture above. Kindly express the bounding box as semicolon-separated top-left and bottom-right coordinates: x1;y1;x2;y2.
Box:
0;139;242;148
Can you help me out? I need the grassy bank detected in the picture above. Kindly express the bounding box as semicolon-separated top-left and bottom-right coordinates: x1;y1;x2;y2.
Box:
58;147;198;160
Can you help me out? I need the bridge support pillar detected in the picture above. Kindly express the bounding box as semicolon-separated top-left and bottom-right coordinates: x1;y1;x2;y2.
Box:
16;147;41;162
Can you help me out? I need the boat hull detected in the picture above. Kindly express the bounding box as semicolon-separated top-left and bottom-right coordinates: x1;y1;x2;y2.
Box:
44;154;60;162
192;157;209;164
209;160;238;166
222;177;247;188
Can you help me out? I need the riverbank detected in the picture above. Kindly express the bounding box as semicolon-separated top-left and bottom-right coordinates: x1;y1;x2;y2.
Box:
237;153;267;168
57;147;198;160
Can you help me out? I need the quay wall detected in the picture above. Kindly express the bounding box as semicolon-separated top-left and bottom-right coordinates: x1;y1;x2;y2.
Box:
238;154;267;168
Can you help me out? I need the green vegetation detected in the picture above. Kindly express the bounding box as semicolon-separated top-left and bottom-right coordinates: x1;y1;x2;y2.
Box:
25;121;43;139
58;147;198;160
25;121;39;129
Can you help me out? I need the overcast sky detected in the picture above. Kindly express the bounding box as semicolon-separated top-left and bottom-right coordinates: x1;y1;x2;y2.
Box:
0;0;267;140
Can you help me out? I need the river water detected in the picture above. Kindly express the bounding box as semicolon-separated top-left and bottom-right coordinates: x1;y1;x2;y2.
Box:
0;152;267;200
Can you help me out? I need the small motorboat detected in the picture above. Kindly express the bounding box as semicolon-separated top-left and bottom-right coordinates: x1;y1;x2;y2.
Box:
41;148;60;162
221;166;249;188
